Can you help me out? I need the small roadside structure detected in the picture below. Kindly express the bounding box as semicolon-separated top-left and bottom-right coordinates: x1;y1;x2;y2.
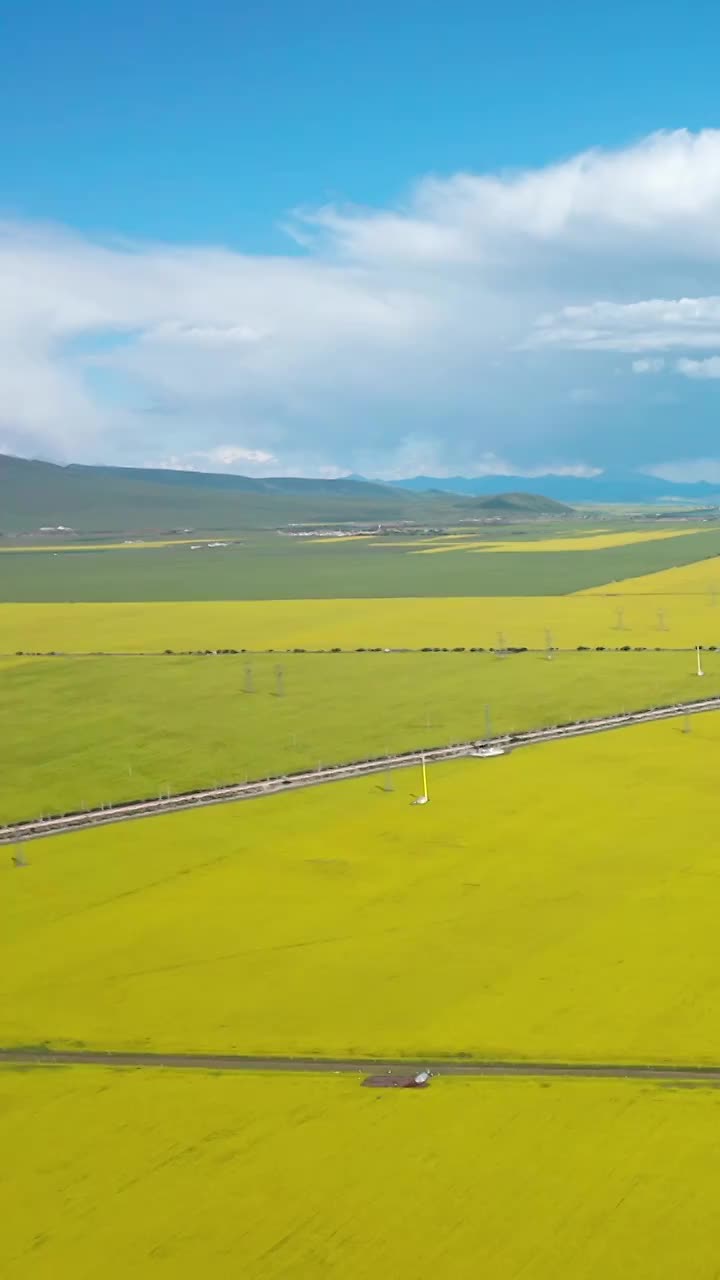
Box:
362;1070;431;1089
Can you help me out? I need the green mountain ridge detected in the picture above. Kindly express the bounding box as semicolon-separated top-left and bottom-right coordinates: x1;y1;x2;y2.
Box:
0;453;573;533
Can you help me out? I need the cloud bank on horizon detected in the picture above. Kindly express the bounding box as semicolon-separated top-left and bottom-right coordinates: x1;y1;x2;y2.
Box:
4;128;720;482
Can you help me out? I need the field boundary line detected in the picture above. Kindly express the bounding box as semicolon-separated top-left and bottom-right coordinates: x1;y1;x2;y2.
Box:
4;1048;720;1085
2;694;720;845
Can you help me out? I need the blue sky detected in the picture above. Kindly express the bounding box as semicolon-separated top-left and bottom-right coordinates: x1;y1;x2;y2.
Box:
3;0;720;478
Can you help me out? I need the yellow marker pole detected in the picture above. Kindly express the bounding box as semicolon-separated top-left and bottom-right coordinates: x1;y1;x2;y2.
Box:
422;754;429;801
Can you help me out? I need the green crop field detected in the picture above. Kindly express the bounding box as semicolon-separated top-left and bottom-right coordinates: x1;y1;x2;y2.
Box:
1;649;716;823
2;525;720;600
5;717;720;1064
3;1067;720;1280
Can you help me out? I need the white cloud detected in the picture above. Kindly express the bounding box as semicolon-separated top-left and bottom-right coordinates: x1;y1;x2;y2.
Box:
146;451;349;479
644;458;720;483
529;297;720;353
145;457;199;472
9;128;720;474
144;322;270;347
632;357;665;373
145;444;277;473
198;446;277;467
362;445;602;481
298;130;720;266
475;459;603;478
567;386;602;403
676;356;720;379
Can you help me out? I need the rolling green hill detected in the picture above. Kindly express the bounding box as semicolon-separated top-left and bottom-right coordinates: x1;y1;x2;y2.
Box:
466;492;572;514
0;453;573;534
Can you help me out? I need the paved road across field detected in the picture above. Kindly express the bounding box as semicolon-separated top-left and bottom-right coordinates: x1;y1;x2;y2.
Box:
2;691;720;846
2;1048;720;1085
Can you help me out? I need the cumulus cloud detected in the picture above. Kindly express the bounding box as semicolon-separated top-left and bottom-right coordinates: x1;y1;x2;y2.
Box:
567;387;603;403
8;128;720;475
529;298;720;353
645;458;720;483
326;440;602;481
676;356;720;378
145;445;278;471
198;446;277;466
298;129;720;267
459;456;603;478
632;358;666;373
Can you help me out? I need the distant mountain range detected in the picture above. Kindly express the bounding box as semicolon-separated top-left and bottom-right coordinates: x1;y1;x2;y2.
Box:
386;471;720;505
0;453;571;533
3;450;717;535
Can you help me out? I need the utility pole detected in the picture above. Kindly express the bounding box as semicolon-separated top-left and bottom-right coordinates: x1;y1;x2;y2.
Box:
275;665;285;697
244;665;254;693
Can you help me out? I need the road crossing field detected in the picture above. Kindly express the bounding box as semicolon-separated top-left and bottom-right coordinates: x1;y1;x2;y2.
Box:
5;719;720;1065
1;649;718;824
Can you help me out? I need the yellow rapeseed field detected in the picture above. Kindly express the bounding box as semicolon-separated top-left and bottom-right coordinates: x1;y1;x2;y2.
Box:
3;1067;720;1279
5;717;720;1064
5;592;720;650
414;528;706;553
580;553;720;595
312;529;706;553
